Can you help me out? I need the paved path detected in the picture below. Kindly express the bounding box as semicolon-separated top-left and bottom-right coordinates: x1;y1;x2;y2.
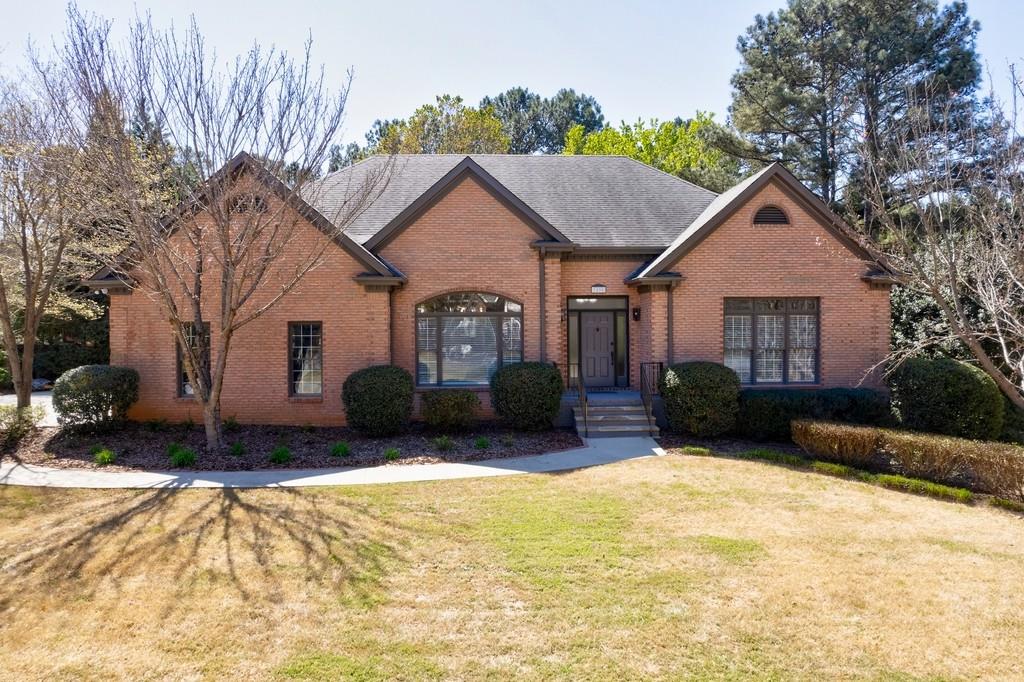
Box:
0;390;57;426
0;436;665;489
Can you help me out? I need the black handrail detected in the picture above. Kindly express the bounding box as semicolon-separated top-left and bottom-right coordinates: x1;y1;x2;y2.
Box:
568;362;588;437
639;361;663;437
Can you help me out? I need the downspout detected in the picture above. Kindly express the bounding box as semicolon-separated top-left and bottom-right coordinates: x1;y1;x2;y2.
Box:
538;248;546;362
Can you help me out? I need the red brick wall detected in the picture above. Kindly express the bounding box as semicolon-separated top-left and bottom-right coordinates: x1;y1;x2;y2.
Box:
380;174;545;415
110;190;391;426
558;256;646;385
667;179;891;387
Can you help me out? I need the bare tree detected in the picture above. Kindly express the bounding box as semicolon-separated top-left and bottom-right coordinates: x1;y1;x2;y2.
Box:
0;78;95;409
41;9;390;450
862;72;1024;410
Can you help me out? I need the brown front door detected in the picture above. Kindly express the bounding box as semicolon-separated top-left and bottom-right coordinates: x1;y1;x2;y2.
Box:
581;311;615;387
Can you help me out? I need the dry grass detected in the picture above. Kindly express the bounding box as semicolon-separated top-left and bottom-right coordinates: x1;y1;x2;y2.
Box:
0;454;1022;680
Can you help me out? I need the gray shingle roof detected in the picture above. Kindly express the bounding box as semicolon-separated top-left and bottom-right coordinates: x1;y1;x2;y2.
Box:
306;154;718;249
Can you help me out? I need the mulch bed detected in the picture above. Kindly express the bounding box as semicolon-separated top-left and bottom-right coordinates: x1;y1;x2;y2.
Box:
7;422;583;472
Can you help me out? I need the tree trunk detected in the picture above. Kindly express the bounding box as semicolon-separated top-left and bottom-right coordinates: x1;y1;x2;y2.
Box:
202;401;223;453
14;377;31;409
14;346;33;409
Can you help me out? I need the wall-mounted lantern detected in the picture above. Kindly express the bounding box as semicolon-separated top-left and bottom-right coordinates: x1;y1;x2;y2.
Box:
632;307;642;321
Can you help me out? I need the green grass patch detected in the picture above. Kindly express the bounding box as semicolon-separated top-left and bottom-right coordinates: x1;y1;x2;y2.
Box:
872;474;973;503
329;441;350;458
689;534;766;564
228;442;246;457
92;447;116;466
383;447;400;461
991;497;1024;513
167;443;197;468
277;643;444;681
430;435;454;452
810;461;856;477
735;448;807;467
679;445;712;456
473;436;490;450
269;445;292;465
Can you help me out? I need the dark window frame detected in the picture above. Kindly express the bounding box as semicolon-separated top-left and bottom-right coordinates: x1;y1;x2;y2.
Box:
414;292;524;387
176;322;211;399
723;297;820;385
288;321;323;397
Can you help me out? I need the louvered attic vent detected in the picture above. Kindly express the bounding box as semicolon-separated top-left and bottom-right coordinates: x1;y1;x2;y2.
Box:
753;205;789;225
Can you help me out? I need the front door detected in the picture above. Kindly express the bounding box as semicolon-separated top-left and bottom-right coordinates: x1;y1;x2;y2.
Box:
581;311;615;387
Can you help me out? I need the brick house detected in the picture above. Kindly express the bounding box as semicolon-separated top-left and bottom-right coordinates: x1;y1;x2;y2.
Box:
89;153;895;428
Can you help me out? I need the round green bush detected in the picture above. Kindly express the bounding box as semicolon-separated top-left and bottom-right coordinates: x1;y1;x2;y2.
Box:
659;362;740;437
420;389;480;431
342;365;414;436
890;357;1004;440
490;362;563;431
52;365;139;432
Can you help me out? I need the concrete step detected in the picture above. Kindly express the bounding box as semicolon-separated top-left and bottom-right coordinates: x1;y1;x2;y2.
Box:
577;422;660;437
574;405;646;415
579;412;651;423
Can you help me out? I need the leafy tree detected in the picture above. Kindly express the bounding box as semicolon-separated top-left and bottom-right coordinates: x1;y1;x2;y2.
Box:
373;96;509;154
480;87;605;154
541;88;604;153
328;142;361;171
480;87;545;154
730;0;980;207
563;114;742;191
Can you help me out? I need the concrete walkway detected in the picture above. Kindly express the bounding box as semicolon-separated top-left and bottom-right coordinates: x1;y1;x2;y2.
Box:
0;436;665;489
0;391;57;426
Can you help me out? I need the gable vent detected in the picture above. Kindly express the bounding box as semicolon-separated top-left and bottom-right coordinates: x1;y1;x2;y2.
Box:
754;205;789;225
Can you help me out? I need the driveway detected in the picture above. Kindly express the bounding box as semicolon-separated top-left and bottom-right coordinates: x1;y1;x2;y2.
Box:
0;391;57;426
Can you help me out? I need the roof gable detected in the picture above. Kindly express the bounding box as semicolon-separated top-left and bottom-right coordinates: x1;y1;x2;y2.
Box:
362;156;570;250
309;154;719;250
84;152;404;288
630;163;892;282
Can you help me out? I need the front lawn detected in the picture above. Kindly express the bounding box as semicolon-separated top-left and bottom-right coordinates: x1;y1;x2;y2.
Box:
0;452;1021;679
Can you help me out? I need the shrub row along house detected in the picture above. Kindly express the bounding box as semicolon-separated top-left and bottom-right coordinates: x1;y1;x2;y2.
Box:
85;153;896;429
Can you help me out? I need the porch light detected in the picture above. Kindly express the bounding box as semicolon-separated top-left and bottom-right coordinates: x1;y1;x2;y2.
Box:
632;307;641;321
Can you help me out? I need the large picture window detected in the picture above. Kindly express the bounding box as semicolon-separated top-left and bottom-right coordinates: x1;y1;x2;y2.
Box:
724;298;819;384
415;292;523;386
289;322;323;396
177;322;210;397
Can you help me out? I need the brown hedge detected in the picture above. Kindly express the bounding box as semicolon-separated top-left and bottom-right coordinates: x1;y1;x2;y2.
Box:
791;419;1024;502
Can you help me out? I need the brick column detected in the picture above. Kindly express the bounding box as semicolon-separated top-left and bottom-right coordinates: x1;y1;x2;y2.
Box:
543;253;563;369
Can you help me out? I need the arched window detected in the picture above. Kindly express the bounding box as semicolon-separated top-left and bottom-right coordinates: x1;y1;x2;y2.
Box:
753;205;789;225
415;292;523;386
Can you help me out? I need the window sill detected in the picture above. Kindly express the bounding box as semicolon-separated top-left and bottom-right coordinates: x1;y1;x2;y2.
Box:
739;383;822;389
289;395;324;403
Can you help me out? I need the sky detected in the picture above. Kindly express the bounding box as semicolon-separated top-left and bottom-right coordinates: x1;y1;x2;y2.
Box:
0;0;1020;146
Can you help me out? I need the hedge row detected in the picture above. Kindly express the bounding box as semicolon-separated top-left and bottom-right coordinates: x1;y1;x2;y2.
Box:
736;387;891;441
792;419;1024;502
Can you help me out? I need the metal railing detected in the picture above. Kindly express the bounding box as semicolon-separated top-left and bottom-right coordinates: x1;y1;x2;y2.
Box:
568;362;589;437
639;361;663;437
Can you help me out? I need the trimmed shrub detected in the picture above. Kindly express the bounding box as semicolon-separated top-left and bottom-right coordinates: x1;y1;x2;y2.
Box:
1000;397;1024;444
737;388;891;441
0;405;44;446
791;420;881;469
659;362;740;437
792;419;1024;502
490;362;563;431
890;357;1004;440
342;365;414;437
420;389;480;431
52;365;139;432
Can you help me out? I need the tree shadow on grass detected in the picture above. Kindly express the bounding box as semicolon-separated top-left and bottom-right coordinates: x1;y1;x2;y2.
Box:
0;484;410;621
